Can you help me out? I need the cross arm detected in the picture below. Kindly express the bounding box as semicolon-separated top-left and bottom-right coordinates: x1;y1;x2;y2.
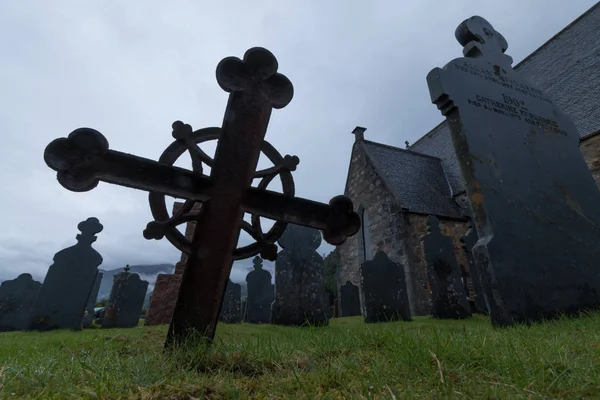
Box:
44;128;361;245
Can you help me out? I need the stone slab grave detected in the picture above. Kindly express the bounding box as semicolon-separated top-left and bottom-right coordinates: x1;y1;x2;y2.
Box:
219;279;242;324
145;201;200;326
271;224;329;326
245;256;273;324
102;265;149;329
360;247;411;323
421;216;472;319
0;274;42;331
83;271;103;328
339;280;361;317
460;223;489;314
43;47;360;346
427;16;600;326
30;218;104;331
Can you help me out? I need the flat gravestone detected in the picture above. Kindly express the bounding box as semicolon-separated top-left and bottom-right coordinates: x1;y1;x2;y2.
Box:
0;274;42;331
422;216;472;319
30;217;104;331
360;249;411;323
460;224;488;314
339;280;361;317
245;256;273;324
82;271;103;328
219;279;241;324
427;16;600;326
102;265;149;329
271;224;329;327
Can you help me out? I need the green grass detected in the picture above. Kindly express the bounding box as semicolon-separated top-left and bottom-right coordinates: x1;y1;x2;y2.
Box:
1;312;599;399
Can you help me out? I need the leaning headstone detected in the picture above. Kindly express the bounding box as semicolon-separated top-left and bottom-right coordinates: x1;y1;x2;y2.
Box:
30;217;104;331
0;274;42;331
102;265;149;329
219;279;241;324
360;248;411;323
271;224;329;327
82;271;103;328
245;256;273;324
422;216;472;319
339;280;361;317
427;16;600;326
460;224;488;314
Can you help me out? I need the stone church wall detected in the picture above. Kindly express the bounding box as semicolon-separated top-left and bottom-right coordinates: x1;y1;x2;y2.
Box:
337;144;430;316
580;132;600;189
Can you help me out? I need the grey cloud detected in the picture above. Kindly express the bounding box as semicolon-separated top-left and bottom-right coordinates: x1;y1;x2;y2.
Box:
0;0;595;283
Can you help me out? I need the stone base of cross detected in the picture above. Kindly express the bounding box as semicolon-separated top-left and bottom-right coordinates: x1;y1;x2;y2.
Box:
43;47;361;347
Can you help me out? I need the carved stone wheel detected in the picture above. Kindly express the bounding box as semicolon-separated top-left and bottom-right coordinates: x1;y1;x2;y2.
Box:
145;122;299;261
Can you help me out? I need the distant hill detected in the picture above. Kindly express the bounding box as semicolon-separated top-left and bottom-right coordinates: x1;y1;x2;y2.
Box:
97;264;175;301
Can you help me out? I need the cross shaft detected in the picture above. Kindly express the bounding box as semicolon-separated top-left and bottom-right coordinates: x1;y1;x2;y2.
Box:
43;47;360;345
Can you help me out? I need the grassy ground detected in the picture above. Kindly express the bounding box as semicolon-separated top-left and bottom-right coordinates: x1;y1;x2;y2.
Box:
1;312;599;399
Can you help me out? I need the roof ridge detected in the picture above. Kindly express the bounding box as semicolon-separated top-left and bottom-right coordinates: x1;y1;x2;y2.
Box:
513;1;600;69
363;139;443;161
409;2;600;150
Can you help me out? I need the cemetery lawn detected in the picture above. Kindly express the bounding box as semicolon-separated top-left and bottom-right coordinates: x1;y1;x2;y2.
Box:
1;313;600;399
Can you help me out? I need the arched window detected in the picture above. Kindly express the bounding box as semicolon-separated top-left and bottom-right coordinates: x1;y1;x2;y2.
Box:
357;205;373;265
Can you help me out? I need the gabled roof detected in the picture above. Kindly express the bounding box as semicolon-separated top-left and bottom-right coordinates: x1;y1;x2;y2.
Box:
360;140;464;219
410;2;600;195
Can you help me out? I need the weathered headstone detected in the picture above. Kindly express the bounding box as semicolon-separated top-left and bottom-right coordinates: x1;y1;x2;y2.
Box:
422;216;472;319
427;16;600;326
339;280;361;317
0;274;42;331
102;265;149;329
460;224;488;314
219;279;241;324
245;256;273;324
360;249;411;323
82;271;103;328
145;201;198;326
44;47;360;345
30;217;104;331
271;224;329;326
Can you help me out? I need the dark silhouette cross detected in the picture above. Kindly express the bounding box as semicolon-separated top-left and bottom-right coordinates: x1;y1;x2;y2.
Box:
252;256;263;269
43;47;361;347
124;265;130;273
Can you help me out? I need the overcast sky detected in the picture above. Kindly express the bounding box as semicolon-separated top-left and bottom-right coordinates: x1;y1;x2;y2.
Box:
0;0;596;284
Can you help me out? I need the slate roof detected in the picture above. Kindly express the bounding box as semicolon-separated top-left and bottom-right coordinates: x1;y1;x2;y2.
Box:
410;2;600;195
360;140;464;219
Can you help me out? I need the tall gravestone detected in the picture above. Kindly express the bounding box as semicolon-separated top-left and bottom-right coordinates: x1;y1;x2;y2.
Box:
82;271;103;328
427;16;600;326
422;216;472;319
102;265;149;329
360;248;411;323
0;274;42;331
30;217;104;331
219;279;241;324
245;256;273;324
339;280;361;317
460;224;488;314
271;224;329;327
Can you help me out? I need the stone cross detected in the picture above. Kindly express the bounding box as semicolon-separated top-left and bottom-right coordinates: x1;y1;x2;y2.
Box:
427;16;600;326
124;265;130;273
43;47;360;346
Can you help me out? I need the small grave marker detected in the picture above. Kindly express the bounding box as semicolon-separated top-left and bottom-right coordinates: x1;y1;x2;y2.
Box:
102;265;149;329
339;281;361;317
0;274;42;331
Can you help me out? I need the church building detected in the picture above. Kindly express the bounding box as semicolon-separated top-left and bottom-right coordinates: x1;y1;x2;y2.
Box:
337;3;600;316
